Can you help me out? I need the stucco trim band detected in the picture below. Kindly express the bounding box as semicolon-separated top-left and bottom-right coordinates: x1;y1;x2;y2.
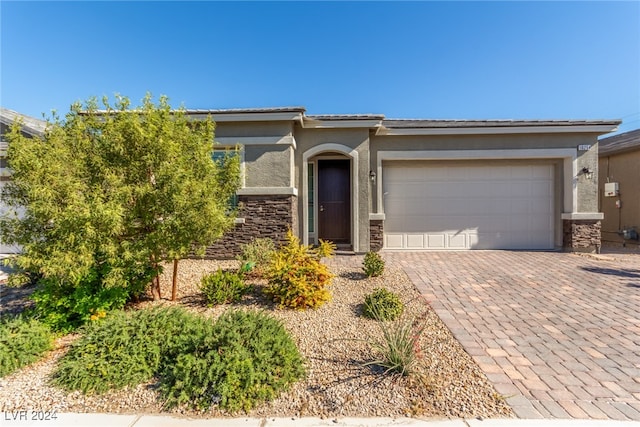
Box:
237;187;298;196
215;135;295;148
561;212;604;220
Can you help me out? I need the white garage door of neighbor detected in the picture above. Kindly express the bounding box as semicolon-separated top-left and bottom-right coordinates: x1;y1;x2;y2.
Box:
0;181;22;254
383;162;554;250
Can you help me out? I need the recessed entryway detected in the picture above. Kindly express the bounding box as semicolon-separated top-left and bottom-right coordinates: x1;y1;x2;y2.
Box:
317;159;351;245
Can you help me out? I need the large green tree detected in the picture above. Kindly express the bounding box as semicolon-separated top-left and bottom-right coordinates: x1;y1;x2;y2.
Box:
1;94;239;303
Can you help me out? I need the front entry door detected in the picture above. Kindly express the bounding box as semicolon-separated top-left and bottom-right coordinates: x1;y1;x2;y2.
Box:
317;159;351;244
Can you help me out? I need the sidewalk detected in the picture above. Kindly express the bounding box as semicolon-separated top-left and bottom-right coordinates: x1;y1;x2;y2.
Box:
3;413;640;427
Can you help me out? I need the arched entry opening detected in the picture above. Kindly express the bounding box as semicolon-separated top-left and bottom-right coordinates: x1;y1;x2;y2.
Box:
302;144;359;250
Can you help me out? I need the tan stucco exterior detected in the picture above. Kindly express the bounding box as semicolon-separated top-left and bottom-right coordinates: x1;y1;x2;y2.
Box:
207;109;618;253
598;144;640;249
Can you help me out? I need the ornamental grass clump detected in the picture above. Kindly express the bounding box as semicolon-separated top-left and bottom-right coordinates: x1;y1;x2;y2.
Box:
264;231;335;309
364;304;425;377
236;238;276;277
0;316;53;377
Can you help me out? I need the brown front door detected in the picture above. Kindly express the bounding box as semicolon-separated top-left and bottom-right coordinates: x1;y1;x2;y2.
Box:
317;159;351;244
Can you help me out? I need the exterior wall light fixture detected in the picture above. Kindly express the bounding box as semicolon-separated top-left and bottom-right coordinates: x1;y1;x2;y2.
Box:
369;170;376;182
580;167;593;180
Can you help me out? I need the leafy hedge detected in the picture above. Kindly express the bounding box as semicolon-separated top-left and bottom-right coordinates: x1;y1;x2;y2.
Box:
162;310;305;411
0;316;53;377
52;306;305;412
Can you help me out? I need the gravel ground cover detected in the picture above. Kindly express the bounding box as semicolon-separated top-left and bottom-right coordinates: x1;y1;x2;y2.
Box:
0;259;513;419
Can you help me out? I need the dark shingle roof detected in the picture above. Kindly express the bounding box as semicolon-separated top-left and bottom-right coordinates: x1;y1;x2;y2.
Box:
599;128;640;156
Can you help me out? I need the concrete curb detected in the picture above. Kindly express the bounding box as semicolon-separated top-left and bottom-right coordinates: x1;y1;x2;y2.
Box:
3;414;640;427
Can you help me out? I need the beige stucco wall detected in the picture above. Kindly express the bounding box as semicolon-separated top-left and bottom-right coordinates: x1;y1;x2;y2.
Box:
208;119;608;252
599;149;640;247
213;121;295;189
243;145;292;188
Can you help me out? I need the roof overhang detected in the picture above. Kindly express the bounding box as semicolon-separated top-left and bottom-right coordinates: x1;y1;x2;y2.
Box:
375;120;621;136
302;117;384;129
0;108;47;137
188;109;305;123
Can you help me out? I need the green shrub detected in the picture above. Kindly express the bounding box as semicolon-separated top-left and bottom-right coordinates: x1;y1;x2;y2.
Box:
264;231;335;309
237;238;276;275
200;269;251;306
161;309;305;412
363;288;404;321
363;251;385;278
53;306;305;412
365;314;424;377
52;306;210;394
0;316;53;377
29;263;153;333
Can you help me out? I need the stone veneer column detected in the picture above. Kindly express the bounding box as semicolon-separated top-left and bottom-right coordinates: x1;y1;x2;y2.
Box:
369;220;384;252
204;194;297;259
562;219;602;253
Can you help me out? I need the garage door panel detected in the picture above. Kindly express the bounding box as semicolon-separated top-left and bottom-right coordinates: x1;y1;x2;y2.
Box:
382;163;554;250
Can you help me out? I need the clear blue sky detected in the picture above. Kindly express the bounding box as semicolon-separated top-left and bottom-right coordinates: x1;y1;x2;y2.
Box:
2;1;639;134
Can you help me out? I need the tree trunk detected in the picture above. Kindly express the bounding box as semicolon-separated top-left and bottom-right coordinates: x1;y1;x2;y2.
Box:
155;273;162;300
172;258;179;301
150;254;162;300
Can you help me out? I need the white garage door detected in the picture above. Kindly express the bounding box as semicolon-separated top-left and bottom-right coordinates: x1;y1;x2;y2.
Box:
383;162;554;250
0;181;22;254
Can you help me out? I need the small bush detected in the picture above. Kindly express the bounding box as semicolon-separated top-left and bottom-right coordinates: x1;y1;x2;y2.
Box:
30;278;129;333
29;263;153;333
52;306;210;394
200;269;251;306
161;309;305;412
0;316;53;377
363;251;385;278
365;314;425;377
237;238;276;275
363;288;404;321
264;231;335;309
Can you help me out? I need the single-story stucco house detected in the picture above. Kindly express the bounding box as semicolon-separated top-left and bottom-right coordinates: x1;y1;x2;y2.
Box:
198;107;620;256
0;106;621;256
598;128;640;250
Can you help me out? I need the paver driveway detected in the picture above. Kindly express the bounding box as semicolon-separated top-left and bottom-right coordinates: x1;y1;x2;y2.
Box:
382;251;640;421
329;251;640;420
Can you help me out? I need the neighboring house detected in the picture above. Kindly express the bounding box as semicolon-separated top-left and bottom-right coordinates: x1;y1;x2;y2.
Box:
598;129;640;249
0;106;621;256
0;108;47;254
200;107;619;256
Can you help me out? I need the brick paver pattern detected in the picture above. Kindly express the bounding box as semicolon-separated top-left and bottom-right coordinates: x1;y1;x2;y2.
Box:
327;251;640;420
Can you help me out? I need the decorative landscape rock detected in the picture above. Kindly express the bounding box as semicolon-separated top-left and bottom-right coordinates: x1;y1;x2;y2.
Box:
0;260;512;419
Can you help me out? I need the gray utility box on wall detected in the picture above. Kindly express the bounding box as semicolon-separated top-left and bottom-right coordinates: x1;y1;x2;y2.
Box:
604;182;619;197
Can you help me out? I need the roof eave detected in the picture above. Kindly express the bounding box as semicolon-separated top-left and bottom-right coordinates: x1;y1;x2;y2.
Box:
375;123;621;136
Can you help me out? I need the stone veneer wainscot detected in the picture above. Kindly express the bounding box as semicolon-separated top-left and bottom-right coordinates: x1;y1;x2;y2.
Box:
204;195;297;259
